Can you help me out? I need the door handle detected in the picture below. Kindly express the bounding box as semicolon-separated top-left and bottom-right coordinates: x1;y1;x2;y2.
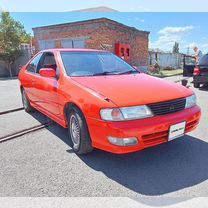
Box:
32;80;36;86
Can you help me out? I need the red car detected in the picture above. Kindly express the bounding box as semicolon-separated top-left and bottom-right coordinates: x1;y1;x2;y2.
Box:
18;49;201;154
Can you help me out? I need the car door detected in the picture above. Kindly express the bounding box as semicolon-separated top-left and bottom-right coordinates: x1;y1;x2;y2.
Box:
32;52;61;117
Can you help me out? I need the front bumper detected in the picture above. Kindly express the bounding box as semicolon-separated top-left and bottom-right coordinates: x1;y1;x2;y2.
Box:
86;105;201;154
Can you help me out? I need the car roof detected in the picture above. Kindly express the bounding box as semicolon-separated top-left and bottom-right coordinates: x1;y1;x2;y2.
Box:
41;48;109;53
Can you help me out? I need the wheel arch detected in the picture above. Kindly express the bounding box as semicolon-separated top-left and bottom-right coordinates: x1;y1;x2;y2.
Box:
63;102;86;127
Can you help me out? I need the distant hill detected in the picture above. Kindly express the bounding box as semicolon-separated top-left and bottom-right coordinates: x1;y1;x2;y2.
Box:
72;7;119;12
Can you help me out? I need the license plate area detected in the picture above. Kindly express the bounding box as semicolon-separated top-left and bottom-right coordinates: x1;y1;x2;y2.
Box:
168;121;186;141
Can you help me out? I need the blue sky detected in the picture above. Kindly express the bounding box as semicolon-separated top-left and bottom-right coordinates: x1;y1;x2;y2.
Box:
10;12;208;54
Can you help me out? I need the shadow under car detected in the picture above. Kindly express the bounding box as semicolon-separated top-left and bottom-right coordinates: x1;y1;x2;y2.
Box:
30;111;208;196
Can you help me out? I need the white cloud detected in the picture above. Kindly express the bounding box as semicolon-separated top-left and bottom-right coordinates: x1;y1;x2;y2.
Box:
150;25;195;52
201;44;208;53
202;44;208;48
188;42;197;48
158;26;194;35
185;43;208;54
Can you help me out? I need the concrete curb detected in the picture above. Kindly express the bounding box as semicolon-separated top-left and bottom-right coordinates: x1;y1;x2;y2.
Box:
0;76;18;81
152;73;183;78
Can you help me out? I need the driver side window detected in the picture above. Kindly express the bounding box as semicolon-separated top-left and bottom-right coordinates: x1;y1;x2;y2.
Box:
36;52;57;74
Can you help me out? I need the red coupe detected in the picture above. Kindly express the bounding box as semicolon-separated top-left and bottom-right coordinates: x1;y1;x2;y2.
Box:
18;49;201;154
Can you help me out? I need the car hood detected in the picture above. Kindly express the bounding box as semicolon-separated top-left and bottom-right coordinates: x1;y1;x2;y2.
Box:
71;74;193;107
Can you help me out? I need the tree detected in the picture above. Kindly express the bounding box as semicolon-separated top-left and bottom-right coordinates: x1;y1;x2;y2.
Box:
0;12;30;77
173;42;179;53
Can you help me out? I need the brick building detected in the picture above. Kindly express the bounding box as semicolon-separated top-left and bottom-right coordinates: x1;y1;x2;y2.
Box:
33;18;150;66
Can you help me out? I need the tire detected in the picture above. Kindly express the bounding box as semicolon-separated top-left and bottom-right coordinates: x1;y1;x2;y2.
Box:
21;88;34;112
67;107;93;155
194;83;200;88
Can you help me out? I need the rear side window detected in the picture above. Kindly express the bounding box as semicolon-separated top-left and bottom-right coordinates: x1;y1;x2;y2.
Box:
26;53;43;73
199;54;208;65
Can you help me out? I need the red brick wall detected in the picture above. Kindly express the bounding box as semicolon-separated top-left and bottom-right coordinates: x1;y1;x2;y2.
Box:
33;18;149;66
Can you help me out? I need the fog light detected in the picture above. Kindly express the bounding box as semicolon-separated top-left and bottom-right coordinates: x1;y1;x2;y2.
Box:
107;136;138;146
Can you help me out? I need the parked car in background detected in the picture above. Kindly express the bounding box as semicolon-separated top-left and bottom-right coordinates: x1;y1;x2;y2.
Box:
183;55;196;77
193;54;208;88
18;49;201;155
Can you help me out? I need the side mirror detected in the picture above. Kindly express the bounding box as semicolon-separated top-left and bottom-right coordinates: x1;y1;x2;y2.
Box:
39;68;56;78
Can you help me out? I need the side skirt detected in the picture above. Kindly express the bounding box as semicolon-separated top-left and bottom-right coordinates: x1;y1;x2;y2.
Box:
30;101;67;128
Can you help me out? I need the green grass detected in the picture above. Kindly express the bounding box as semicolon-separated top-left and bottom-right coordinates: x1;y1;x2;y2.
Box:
150;69;183;77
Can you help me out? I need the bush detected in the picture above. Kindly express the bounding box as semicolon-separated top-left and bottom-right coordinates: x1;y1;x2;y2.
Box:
163;66;176;71
148;65;160;73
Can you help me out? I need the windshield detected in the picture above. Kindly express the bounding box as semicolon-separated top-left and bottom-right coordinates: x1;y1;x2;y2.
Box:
198;54;208;65
60;51;138;76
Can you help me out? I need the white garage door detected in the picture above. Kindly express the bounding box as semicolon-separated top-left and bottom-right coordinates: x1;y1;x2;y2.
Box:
39;38;86;50
73;39;85;48
61;39;73;48
61;39;85;48
39;40;55;50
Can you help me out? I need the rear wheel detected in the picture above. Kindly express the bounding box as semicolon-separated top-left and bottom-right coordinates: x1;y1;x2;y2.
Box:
194;83;200;88
67;107;93;155
21;88;34;112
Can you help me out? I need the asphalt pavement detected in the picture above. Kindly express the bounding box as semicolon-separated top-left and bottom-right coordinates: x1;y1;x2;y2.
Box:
0;77;207;197
0;78;22;112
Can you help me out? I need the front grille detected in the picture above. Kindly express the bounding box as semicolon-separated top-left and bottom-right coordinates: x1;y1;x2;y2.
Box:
142;130;168;147
186;119;199;132
147;98;186;116
141;117;200;148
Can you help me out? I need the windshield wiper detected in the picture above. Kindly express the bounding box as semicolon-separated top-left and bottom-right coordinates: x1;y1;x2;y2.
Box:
93;71;120;76
117;70;139;75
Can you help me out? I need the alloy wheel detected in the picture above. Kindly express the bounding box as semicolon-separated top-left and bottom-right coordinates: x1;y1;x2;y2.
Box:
70;115;81;149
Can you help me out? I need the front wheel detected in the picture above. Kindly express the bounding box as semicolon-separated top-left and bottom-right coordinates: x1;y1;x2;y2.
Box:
67;107;93;155
21;88;34;112
194;83;200;88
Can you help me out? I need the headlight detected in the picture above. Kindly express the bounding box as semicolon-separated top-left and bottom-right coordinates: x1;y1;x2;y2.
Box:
100;105;153;121
100;108;124;121
185;94;196;109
